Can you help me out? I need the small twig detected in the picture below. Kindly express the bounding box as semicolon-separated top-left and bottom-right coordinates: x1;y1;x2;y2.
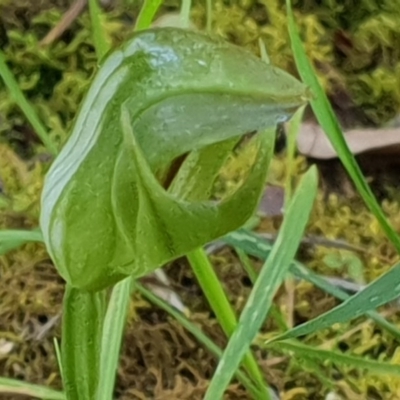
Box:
40;0;87;46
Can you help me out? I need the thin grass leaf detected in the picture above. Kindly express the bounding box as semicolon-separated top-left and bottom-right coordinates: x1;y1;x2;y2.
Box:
235;247;258;283
205;0;212;32
0;51;57;155
53;338;65;386
179;0;192;29
204;166;318;400
0;229;43;255
234;242;370;384
258;38;270;64
234;246;289;332
0;377;64;399
133;282;268;400
266;341;400;377
88;0;111;61
285;0;400;253
97;277;132;400
268;262;400;343
291;262;400;340
135;0;163;31
224;230;400;340
187;248;270;398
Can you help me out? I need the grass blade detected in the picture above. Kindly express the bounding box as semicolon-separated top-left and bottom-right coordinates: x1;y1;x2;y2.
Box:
225;230;400;339
0;50;57;155
204;166;318;399
0;378;64;399
88;0;111;61
291;262;400;339
53;338;65;386
268;262;400;343
0;229;43;255
135;0;163;31
285;0;400;253
97;277;132;400
187;248;270;398
205;0;212;32
179;0;192;28
266;341;400;377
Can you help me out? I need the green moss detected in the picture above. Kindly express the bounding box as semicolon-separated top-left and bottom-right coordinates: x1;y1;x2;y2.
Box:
2;0;398;156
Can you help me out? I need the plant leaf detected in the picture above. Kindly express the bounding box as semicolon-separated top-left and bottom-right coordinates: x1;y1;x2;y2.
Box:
135;0;164;31
0;229;43;255
268;262;400;343
96;278;132;400
168;137;239;201
61;286;106;400
117;105;274;279
224;230;400;340
204;166;318;399
0;377;64;400
0;50;57;155
88;0;111;61
40;28;308;291
266;341;400;377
